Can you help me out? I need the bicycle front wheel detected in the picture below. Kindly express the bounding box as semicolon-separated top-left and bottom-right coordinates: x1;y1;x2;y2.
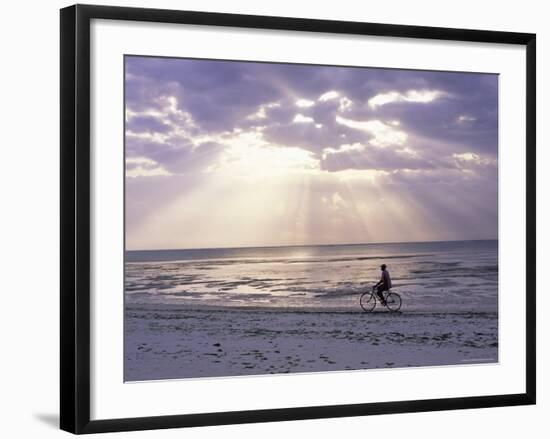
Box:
360;292;376;312
385;292;402;312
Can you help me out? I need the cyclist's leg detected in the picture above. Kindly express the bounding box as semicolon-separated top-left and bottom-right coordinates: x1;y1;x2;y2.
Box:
376;285;387;304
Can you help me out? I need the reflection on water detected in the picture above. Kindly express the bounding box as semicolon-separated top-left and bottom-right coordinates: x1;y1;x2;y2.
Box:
125;240;498;312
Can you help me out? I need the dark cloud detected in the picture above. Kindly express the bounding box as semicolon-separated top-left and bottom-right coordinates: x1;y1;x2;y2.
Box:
126;114;172;134
126;135;223;174
125;56;497;156
125;54;497;182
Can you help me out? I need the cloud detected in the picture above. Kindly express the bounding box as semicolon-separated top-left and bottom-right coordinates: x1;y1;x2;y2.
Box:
338;97;353;112
318;90;340;101
124;58;497;179
457;115;476;123
126;114;172;134
293;113;315;124
368;89;447;109
321;142;434;172
453;152;480;162
452;152;497;176
335;116;407;147
126;157;171;178
126;129;224;176
126;56;497;157
295;98;315;108
246;101;281;120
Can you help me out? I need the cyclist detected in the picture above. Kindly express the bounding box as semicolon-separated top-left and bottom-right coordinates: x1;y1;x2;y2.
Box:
373;264;392;306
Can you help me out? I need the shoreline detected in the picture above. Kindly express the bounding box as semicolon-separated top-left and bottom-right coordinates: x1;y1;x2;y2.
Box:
125;302;498;315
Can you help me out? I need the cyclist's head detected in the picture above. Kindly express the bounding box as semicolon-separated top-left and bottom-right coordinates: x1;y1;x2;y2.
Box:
380;264;387;270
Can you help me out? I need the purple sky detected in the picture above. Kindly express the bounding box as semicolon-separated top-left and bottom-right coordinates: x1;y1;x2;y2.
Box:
125;56;498;250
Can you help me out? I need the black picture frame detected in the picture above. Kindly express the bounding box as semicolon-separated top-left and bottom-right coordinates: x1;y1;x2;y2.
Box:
60;3;536;434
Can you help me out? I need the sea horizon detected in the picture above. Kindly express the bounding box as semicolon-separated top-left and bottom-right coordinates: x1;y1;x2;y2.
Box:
126;237;498;254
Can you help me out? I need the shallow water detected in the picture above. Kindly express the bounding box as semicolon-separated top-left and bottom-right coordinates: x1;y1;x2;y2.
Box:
125;240;498;313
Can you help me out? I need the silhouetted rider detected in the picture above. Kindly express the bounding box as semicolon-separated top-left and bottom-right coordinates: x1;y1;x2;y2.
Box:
373;264;392;305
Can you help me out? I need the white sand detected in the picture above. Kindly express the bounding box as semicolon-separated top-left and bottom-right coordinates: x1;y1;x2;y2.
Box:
124;304;498;381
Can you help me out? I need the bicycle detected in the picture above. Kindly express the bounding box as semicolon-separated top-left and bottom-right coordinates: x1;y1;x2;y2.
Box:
360;287;402;313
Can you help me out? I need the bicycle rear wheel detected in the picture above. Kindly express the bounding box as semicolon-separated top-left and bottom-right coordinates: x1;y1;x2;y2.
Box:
360;292;376;312
384;292;402;312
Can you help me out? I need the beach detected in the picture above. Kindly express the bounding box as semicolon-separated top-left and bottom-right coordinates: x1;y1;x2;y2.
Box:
124;240;498;381
125;304;498;381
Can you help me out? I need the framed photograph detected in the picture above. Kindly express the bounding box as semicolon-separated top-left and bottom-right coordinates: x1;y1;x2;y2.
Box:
60;4;536;434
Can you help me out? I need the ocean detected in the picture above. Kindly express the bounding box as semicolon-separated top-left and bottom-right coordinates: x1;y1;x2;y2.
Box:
125;240;498;313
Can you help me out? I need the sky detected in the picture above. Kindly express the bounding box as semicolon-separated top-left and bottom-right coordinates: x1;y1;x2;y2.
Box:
125;56;498;250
